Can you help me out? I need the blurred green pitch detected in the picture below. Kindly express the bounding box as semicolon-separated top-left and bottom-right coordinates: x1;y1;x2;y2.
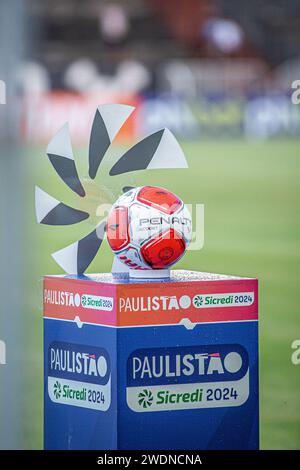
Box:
25;138;300;449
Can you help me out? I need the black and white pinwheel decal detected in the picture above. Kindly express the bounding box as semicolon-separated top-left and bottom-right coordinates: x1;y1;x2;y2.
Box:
35;104;188;274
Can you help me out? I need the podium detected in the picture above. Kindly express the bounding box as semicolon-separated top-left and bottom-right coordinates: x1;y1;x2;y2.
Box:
43;270;259;450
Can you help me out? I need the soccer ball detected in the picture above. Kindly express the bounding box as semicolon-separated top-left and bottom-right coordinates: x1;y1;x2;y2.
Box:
106;186;192;270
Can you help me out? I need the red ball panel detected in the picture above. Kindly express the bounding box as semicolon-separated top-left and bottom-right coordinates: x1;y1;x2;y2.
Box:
137;186;182;215
141;228;186;268
106;206;130;251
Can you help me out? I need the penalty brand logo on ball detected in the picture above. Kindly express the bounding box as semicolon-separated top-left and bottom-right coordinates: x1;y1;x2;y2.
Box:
48;341;111;411
126;344;250;412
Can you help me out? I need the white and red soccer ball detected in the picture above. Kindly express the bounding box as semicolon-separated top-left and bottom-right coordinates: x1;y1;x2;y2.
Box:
106;186;192;270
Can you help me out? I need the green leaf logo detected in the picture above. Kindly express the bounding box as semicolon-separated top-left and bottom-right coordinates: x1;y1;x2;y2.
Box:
81;295;87;307
53;380;62;399
138;389;153;409
193;294;204;308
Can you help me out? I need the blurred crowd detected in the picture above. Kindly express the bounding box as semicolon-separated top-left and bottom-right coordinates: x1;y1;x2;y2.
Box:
10;0;299;142
19;0;300;96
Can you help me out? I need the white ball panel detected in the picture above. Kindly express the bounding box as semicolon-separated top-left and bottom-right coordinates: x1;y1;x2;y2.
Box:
118;244;149;269
116;187;140;207
129;202;170;248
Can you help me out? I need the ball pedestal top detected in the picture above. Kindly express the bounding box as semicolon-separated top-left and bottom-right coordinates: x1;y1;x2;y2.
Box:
129;268;170;279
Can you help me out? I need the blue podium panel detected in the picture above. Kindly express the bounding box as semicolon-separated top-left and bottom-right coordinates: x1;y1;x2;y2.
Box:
43;271;259;449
